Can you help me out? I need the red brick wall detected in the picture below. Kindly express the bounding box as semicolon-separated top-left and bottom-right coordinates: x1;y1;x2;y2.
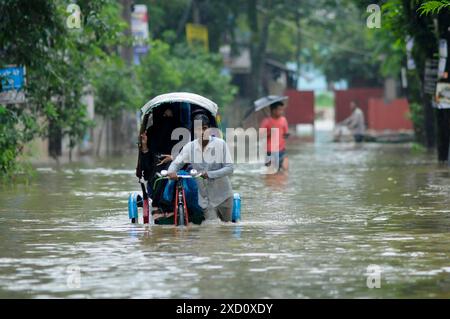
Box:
367;98;413;131
334;88;384;124
284;89;315;125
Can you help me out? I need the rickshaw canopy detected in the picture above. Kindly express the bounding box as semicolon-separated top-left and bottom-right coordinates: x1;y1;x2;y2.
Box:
140;92;218;121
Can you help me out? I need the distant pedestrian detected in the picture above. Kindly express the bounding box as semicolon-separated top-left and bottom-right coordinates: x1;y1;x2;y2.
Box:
260;101;289;171
339;101;365;143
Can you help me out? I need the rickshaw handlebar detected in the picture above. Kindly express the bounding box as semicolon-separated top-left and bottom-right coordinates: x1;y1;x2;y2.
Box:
152;169;202;190
156;169;202;179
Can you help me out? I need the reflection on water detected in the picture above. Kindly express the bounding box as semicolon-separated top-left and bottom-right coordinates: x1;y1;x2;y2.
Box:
0;131;449;298
263;171;289;190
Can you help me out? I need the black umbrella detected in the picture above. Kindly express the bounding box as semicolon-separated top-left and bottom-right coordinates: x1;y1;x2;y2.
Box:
254;95;288;112
242;95;289;123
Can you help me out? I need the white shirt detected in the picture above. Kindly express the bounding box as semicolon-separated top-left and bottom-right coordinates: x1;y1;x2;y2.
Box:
344;108;365;135
168;137;234;209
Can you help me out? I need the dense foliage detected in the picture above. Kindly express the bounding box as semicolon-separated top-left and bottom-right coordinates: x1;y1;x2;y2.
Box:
0;0;237;178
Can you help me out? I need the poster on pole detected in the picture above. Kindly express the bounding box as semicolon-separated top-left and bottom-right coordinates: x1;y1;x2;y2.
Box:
0;65;26;104
435;82;450;109
131;4;149;64
424;59;439;95
186;23;209;52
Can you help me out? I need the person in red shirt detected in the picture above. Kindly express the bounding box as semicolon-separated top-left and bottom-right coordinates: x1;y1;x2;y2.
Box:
260;101;289;171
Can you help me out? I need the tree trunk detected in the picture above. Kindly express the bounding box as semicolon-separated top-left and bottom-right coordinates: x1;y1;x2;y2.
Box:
48;120;62;160
295;4;301;89
436;109;450;162
248;0;272;101
403;0;437;150
121;0;133;67
176;0;193;38
96;118;105;157
423;95;436;149
69;142;73;162
436;11;450;162
192;0;201;23
109;0;133;156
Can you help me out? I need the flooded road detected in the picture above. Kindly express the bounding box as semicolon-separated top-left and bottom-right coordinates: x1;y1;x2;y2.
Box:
1;131;449;298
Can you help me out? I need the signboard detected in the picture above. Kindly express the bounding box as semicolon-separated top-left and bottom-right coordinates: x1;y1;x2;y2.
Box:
0;66;26;104
424;59;439;95
435;82;450;109
186;23;209;51
131;4;149;64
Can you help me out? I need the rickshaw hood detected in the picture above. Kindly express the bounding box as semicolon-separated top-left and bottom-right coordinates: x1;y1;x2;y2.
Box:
140;92;218;121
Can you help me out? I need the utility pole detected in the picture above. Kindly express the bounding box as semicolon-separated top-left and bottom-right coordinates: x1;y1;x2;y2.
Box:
295;5;301;89
176;0;193;38
109;0;133;155
192;0;200;24
436;12;450;163
121;0;133;66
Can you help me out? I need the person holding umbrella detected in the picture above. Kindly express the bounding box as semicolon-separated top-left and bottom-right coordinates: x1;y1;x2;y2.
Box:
256;95;290;172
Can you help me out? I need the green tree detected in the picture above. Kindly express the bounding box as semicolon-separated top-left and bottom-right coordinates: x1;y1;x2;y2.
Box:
172;43;237;108
0;0;127;177
419;0;450;14
383;0;450;161
90;55;141;155
417;0;450;161
137;40;237;111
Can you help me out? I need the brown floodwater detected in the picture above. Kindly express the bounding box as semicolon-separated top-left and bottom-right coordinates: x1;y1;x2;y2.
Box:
0;130;449;298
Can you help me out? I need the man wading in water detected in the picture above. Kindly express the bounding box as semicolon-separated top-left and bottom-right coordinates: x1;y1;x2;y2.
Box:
167;114;234;222
339;101;366;143
260;101;289;172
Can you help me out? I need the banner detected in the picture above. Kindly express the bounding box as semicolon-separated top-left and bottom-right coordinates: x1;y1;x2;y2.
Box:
435;82;450;109
131;4;149;64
